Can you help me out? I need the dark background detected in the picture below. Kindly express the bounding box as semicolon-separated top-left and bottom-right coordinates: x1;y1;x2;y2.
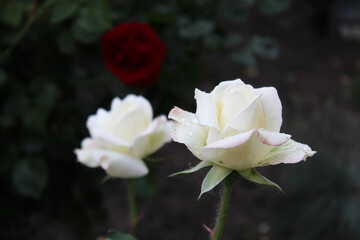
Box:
1;0;360;239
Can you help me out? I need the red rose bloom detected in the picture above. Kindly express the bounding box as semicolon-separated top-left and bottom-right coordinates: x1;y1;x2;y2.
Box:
101;22;166;86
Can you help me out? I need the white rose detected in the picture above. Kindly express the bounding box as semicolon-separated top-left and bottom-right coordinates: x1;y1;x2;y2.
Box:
75;95;173;178
169;79;316;194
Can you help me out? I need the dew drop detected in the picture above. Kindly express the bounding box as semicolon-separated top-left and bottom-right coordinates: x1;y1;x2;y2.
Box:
188;132;193;136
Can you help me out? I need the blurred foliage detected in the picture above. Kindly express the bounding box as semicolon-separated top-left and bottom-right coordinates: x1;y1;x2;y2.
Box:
271;96;360;240
0;0;292;238
101;229;137;240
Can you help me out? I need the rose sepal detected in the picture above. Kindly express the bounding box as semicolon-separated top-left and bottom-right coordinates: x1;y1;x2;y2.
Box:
199;165;233;199
168;160;213;177
238;168;283;192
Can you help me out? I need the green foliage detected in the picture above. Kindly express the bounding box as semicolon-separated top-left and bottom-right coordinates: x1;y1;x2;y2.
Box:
0;1;26;27
0;67;7;85
11;157;48;199
0;0;293;238
272;156;360;240
50;0;79;24
103;229;137;240
249;36;279;59
57;30;76;55
256;0;291;15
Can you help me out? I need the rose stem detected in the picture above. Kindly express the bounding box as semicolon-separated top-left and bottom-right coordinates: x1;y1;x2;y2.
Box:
211;172;238;240
127;179;137;232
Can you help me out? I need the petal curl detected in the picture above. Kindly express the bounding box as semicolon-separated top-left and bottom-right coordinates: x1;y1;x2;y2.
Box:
87;115;130;148
202;129;290;170
112;107;149;144
260;139;316;166
255;87;282;132
74;138;101;167
131;115;173;158
121;94;153;120
99;152;149;178
195;89;220;130
224;95;261;132
168;107;208;159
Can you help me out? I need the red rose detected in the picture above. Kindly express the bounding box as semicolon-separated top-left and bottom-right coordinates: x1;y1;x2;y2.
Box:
101;22;166;86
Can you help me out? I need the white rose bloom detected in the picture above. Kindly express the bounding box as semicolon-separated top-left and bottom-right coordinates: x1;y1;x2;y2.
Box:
75;95;173;178
169;79;316;195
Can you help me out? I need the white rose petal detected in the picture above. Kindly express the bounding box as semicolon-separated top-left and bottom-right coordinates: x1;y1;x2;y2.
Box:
169;78;316;174
75;95;172;178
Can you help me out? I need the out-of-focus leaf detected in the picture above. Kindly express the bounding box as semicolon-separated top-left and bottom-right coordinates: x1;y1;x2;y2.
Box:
11;158;48;199
3;94;29;118
240;0;256;6
249;36;279;59
224;34;243;48
178;18;214;40
0;115;15;128
71;20;99;44
257;0;291;15
71;0;112;44
29;79;61;110
147;13;177;25
231;50;256;66
204;34;222;49
22;109;47;131
0;1;25;27
21;128;47;153
50;0;79;24
103;229;137;240
57;30;76;55
133;176;155;199
0;67;7;86
220;2;248;23
75;0;112;33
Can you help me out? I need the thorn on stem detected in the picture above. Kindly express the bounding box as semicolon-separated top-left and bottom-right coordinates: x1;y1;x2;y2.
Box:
202;223;214;236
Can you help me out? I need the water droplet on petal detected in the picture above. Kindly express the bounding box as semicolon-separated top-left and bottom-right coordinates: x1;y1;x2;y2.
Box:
188;132;193;136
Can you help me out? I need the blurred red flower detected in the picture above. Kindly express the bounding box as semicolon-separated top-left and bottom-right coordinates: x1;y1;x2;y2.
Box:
101;22;166;86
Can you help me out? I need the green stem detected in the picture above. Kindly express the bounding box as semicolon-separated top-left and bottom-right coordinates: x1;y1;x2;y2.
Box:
127;179;137;227
211;173;237;240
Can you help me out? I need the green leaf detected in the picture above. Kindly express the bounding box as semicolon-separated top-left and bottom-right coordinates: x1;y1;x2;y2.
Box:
0;1;25;27
178;18;214;40
169;161;212;177
12;158;48;199
104;229;137;240
257;0;291;15
50;0;79;24
57;30;76;54
238;168;283;192
0;67;8;86
75;0;112;33
249;36;279;59
220;2;248;23
200;165;232;198
224;34;243;48
231;50;256;66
